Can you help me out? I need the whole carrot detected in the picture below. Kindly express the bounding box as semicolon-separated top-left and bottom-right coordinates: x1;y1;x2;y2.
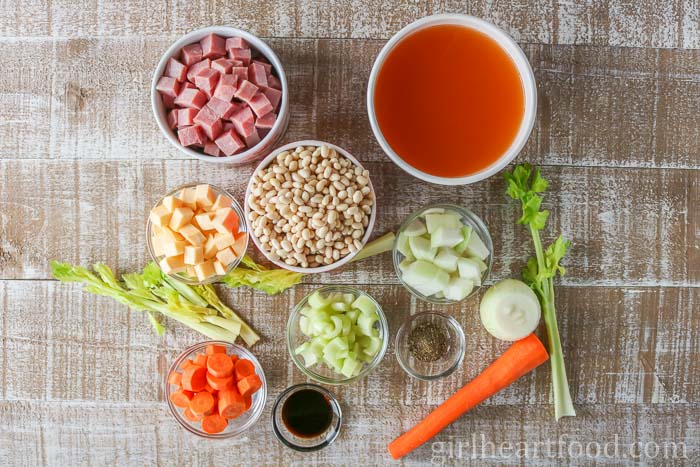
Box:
388;333;549;459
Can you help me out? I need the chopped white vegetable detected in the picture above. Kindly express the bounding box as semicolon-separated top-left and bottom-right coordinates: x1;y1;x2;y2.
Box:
433;248;459;272
454;226;473;254
396;233;414;260
465;231;490;260
430;226;463;248
457;257;482;285
409;235;437;261
443;276;474;301
398;258;413;272
425;213;462;234
402;260;450;296
404;219;427;237
479;279;541;341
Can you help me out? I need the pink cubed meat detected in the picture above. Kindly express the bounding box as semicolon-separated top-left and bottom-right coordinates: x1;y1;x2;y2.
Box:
228;48;251;66
267;74;282;90
181;43;203;66
248;62;268;87
184;81;196;89
162;94;176;109
215;130;245;156
194;106;223;140
230;106;255;138
252;59;272;75
261;86;282;112
165;57;188;83
200;33;227;59
248;92;273;118
178;125;205;147
194;68;220;99
167;109;178;129
243;126;261;147
231;66;248;83
207;97;237;119
177;108;198;128
225;37;249;51
211;58;235;74
213;74;238;101
156;76;181;98
186;59;211;82
203;140;222;157
234;80;258;103
255;112;277;137
174;88;207;110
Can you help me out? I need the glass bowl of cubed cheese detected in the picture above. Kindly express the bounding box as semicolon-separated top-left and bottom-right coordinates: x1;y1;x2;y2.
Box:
393;204;493;304
147;183;248;284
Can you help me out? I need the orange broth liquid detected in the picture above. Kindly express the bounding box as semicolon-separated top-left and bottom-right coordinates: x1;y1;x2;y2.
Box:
374;24;525;178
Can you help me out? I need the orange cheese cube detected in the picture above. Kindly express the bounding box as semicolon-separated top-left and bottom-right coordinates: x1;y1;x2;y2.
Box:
212;207;239;234
163;240;187;257
169;207;194;231
195;184;217;208
162;195;184;212
212;194;232;211
214;232;236;250
179;224;206;246
194;212;215;231
149;205;172;228
232;233;247;257
176;187;197;210
193;261;216;281
215;247;237;266
203;236;219;259
184;245;204;265
155;225;185;242
151;235;166;256
159;255;186;274
213;260;227;276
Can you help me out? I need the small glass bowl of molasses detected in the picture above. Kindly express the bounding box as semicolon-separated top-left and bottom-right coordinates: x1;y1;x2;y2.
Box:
271;384;342;451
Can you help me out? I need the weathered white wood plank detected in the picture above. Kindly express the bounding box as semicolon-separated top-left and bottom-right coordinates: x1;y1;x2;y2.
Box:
0;38;697;168
0;0;697;49
0;160;696;288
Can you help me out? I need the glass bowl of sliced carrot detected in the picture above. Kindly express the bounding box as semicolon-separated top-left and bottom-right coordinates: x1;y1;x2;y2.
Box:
165;341;267;438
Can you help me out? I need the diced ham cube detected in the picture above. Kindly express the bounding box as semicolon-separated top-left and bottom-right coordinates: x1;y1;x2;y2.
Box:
229;106;255;139
234;80;259;103
213;74;238;101
203;140;222;157
174;88;207;109
166;57;188;83
193;68;220;99
223;121;235;132
162;94;176;109
178;125;205;147
248;62;268;87
215;129;245;156
267;74;282;90
260;86;282;112
156;76;181;98
194;106;223;140
225;37;249;50
167;109;178;129
184;81;196;89
230;60;243;66
255;112;277;137
230;66;248;83
252;59;272;74
248;92;273;118
181;43;203;66
186;59;211;82
211;58;235;74
207;97;237;119
177;108;198;128
243;126;261;147
200;33;227;59
228;48;251;66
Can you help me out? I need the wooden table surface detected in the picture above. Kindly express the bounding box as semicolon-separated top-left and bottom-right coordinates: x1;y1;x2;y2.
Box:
1;1;698;465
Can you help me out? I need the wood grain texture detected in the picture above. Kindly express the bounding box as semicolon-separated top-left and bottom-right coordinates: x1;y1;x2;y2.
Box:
0;38;697;168
1;0;698;49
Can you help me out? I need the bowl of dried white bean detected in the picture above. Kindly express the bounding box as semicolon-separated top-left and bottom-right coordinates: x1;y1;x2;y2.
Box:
245;141;377;273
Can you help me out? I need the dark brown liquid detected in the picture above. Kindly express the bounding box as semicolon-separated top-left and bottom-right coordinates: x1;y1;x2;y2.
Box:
281;389;332;438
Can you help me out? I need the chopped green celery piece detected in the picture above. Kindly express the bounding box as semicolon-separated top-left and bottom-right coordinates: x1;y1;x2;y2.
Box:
309;318;331;335
300;305;314;317
430;226;463;248
323;336;349;359
309;337;327;355
357;313;378;337
402;260;450;296
362;335;382;357
433;248;459;272
308;307;330;322
299;316;309;335
340;315;352;335
345;309;359;323
342;293;355;304
351;295;376;316
404;219;427;237
308;291;329;309
331;301;348;312
346;330;356;345
409;236;437;261
341;357;362;378
299;347;319;367
454;226;474;254
457;257;482;285
396;233;414;260
466;232;490;260
322;315;343;339
295;342;310;355
425;213;462;234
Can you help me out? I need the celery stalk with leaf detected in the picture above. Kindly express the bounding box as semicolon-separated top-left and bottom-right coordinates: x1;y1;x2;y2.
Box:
504;163;576;420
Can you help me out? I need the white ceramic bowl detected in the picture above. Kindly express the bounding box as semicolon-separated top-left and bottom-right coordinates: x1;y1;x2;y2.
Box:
244;140;377;274
366;14;537;185
151;26;290;165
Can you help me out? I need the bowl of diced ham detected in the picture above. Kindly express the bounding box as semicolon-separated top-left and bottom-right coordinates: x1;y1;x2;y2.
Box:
152;26;289;164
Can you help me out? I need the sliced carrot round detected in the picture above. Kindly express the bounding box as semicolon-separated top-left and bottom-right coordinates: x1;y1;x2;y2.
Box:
183;407;203;422
234;359;255;381
201;414;228;434
189;391;216;416
181;365;208;392
194;353;209;367
204;381;218;394
206;372;234;391
169;389;194;408
167;371;183;387
237;374;262;399
206;344;227;355
230;354;239;365
218;388;245;419
181;359;196;370
207;352;234;378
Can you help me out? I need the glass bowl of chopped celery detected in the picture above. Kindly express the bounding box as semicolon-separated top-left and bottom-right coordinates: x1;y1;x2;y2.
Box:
393;204;493;304
286;285;389;385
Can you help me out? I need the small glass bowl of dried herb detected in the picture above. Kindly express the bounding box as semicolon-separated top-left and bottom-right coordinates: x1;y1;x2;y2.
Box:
395;312;465;381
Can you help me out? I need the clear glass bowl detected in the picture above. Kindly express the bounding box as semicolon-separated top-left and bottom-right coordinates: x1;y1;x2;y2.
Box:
395;312;466;381
286;285;389;385
146;182;248;285
393;203;493;304
271;383;342;451
164;341;267;439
